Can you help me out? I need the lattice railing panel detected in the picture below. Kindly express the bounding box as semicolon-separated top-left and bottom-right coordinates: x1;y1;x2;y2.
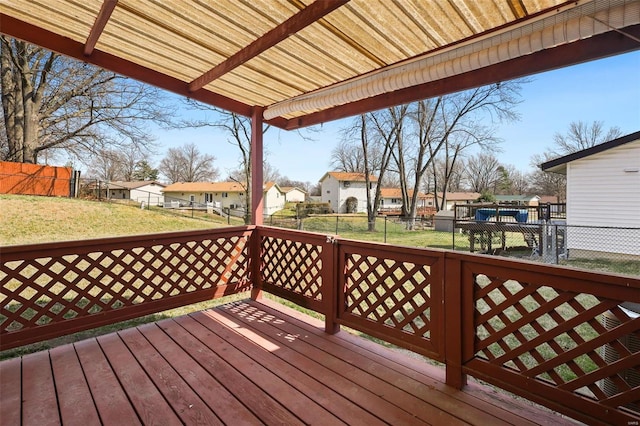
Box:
344;253;432;340
473;273;640;414
260;235;322;302
1;233;250;340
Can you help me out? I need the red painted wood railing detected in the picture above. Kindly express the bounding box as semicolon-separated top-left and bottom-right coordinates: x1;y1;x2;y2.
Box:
2;226;639;424
0;227;253;349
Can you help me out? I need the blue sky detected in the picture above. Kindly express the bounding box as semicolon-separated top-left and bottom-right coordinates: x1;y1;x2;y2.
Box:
154;50;640;184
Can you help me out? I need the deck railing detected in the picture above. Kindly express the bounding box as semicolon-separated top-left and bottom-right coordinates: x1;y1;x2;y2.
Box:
2;226;638;425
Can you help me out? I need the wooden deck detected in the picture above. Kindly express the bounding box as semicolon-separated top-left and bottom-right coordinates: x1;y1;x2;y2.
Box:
1;298;580;426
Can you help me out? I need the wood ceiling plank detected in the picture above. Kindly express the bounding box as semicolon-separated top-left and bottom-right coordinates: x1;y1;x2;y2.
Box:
189;0;349;92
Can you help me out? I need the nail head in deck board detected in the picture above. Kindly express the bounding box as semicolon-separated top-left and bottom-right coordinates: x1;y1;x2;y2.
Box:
49;344;101;425
136;321;264;426
73;338;141;426
21;351;61;425
97;332;183;426
206;306;433;426
178;313;382;426
173;313;341;426
117;327;224;425
0;357;22;425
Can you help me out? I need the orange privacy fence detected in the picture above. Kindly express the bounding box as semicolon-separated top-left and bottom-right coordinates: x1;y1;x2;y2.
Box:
0;161;72;197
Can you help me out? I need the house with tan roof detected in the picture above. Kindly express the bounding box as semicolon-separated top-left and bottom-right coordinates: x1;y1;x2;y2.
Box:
378;188;435;215
162;181;246;210
319;171;377;214
162;181;286;215
280;186;307;203
436;192;482;211
263;182;286;215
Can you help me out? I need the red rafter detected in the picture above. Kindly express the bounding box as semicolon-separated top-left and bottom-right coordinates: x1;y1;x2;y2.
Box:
188;0;349;92
84;0;118;56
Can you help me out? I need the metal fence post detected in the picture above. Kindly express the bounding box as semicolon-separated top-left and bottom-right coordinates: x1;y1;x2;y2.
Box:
384;216;387;243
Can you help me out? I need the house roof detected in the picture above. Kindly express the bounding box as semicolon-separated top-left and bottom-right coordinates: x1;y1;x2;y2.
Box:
437;192;481;201
162;182;245;193
320;172;378;183
107;180;165;190
380;188;432;199
541;130;640;174
280;186;307;194
494;195;540;202
264;181;284;193
2;1;637;130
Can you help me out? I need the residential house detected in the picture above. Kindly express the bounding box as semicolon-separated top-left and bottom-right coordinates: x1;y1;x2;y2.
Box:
102;181;166;205
320;172;377;214
436;192;482;211
378;188;435;214
541;130;640;259
162;181;286;216
162;182;246;210
494;195;541;206
263;182;286;215
280;186;307;203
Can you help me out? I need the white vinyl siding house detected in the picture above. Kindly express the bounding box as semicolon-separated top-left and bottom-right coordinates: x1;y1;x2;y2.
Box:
281;187;307;203
263;182;286;215
162;182;246;210
320;172;377;214
104;181;166;205
542;132;640;259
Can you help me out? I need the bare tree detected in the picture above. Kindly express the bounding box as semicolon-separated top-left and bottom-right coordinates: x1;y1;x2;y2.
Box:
393;81;522;226
87;149;127;181
329;139;365;173
360;108;406;231
498;164;531;195
176;100;276;224
158;143;219;183
530;152;566;201
552;120;622;156
463;153;502;193
0;38;171;164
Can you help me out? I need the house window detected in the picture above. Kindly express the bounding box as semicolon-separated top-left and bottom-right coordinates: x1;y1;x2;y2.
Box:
222;192;228;198
343;181;350;188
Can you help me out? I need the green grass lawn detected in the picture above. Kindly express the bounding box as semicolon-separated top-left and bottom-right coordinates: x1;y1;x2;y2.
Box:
0;194;242;245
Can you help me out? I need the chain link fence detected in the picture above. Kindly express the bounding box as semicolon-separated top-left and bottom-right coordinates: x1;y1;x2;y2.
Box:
263;211;639;277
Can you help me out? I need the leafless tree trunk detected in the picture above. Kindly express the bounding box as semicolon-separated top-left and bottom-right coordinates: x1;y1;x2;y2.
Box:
1;38;170;165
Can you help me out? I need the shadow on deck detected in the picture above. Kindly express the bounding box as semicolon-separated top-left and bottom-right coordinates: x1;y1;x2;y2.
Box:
1;299;577;425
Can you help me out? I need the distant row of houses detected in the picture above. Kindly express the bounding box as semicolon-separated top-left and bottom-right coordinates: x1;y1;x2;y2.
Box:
93;180;306;215
319;171;554;214
94;171;551;216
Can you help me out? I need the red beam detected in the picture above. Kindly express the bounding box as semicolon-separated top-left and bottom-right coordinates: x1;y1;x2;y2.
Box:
251;107;265;226
84;0;118;56
279;24;640;130
0;13;253;118
188;0;349;92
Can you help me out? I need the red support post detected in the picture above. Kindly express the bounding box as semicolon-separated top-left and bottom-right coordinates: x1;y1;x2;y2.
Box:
321;236;340;334
251;107;264;226
250;226;263;301
444;254;467;389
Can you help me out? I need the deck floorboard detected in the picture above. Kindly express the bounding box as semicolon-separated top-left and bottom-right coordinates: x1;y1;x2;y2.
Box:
0;299;581;425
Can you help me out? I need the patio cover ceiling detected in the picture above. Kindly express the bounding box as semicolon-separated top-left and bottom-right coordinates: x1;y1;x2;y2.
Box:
1;0;639;130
